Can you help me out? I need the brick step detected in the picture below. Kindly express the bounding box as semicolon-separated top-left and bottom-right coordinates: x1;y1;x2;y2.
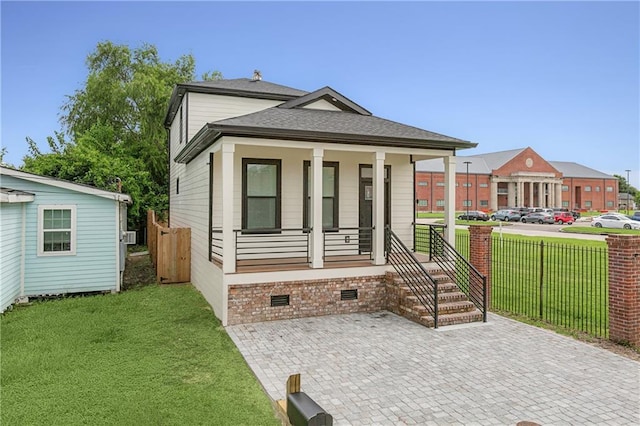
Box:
418;309;484;328
404;290;469;305
397;282;460;297
410;300;477;316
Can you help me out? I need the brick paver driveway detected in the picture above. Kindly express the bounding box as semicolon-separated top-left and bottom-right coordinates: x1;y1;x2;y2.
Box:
227;312;639;425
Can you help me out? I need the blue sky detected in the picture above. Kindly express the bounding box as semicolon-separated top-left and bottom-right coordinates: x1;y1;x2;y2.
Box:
2;1;639;186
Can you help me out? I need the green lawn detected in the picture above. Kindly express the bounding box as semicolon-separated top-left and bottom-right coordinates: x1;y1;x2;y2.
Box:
1;285;280;426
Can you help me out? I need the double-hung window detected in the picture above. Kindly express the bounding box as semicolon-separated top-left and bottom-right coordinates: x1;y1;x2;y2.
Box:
303;161;339;230
38;205;76;256
242;159;281;231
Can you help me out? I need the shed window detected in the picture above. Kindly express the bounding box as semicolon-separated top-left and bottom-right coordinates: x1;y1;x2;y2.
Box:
242;159;281;231
38;205;76;256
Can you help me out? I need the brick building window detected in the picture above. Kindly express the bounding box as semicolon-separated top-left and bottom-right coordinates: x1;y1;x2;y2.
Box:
479;200;489;207
417;200;428;206
606;186;613;192
585;201;592;208
436;199;445;207
595;186;601;192
607;201;614;207
463;200;472;207
436;182;445;187
417;181;428;186
462;183;471;187
562;201;569;207
479;183;488;188
585;186;591;192
562;185;569;192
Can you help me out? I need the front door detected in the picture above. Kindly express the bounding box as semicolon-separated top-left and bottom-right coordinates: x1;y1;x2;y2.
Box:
359;165;391;253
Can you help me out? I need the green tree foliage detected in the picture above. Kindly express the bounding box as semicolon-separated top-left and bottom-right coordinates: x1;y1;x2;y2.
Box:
22;41;219;228
614;174;639;208
23;124;165;227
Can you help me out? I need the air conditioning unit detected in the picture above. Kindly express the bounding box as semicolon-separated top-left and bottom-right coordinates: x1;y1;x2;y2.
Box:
124;231;137;245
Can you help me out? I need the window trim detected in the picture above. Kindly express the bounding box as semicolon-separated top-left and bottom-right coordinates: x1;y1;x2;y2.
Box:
242;158;281;233
37;205;77;256
303;161;339;231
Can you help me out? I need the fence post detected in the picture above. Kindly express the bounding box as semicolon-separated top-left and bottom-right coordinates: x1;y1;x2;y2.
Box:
606;234;640;347
539;241;544;320
469;225;493;309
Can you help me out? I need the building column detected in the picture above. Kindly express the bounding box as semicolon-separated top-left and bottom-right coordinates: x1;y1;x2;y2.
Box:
221;143;236;274
310;148;324;268
372;151;386;265
507;181;516;208
443;156;456;247
529;181;534;207
555;183;562;207
538;182;545;207
490;179;498;211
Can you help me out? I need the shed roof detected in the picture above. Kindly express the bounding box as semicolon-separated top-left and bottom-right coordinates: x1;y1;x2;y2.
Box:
0;167;132;203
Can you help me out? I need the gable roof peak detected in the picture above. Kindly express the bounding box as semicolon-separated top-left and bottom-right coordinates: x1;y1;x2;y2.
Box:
278;86;372;116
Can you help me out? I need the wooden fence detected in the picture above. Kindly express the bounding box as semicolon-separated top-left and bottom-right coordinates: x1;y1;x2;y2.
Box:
147;210;191;284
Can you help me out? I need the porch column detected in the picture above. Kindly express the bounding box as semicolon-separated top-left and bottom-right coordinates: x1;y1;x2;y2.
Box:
443;155;456;247
518;181;524;206
555;183;562;207
507;181;516;208
310;148;324;268
490;180;498;211
372;151;386;265
548;182;555;208
529;181;534;207
538;182;545;207
221;143;236;273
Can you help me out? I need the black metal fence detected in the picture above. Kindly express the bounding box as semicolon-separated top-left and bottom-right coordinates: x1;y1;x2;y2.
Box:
454;233;609;338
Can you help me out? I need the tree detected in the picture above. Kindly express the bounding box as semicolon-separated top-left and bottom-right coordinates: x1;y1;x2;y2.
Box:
23;124;163;227
614;174;639;210
22;41;220;228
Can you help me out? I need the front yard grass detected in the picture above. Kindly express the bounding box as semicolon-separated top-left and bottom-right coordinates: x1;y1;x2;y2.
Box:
0;284;280;426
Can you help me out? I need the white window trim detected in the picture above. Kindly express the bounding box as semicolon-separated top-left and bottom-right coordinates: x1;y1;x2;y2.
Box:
37;204;77;256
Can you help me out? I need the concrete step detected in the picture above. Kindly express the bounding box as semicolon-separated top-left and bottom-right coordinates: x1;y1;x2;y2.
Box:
420;309;484;327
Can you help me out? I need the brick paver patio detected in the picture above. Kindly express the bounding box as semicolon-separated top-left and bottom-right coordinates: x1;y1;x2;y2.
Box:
227;312;640;425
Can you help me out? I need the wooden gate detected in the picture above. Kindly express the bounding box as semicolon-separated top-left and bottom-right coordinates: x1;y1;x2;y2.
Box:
147;210;191;283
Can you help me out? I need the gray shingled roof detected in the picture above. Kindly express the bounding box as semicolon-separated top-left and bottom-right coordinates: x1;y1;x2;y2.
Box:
416;156;492;174
211;107;472;144
179;78;308;98
550;161;615;179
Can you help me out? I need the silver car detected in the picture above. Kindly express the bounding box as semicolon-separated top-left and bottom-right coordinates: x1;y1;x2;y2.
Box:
591;214;640;230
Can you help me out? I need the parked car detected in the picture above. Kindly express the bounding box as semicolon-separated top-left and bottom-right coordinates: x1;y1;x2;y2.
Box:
521;212;555;224
458;210;490;221
490;209;522;222
554;211;574;225
591;214;640;230
631;212;640;222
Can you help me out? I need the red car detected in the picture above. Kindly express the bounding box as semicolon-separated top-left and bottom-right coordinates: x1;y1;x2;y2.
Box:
554;211;574;224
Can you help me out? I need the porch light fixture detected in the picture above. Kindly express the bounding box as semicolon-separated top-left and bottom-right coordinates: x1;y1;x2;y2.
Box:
464;161;472;219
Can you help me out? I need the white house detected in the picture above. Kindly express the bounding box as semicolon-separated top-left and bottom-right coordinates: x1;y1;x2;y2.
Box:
0;167;131;312
166;73;479;326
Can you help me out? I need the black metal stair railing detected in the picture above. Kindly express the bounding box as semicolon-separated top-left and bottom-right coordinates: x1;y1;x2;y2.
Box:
428;225;487;322
385;226;439;328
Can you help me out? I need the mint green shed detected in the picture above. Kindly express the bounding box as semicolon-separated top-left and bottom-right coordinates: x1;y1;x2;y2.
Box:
0;167;131;312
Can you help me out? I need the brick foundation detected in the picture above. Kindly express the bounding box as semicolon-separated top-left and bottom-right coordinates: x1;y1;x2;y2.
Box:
469;225;492;309
606;235;640;347
227;275;387;325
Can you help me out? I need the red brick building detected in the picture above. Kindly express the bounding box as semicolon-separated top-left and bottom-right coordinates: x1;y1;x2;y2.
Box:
416;147;619;212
